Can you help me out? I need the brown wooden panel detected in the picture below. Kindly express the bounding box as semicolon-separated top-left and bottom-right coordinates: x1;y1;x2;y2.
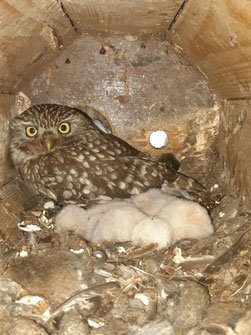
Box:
0;0;75;91
0;180;26;244
0;94;17;182
0;95;25;244
172;0;251;99
219;100;251;204
60;0;184;34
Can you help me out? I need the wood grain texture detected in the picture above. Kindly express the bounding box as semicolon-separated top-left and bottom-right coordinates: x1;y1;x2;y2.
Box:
0;94;17;183
0;95;25;244
21;35;219;182
171;0;251;99
0;0;183;91
0;0;75;91
219;100;251;204
60;0;184;34
0;179;25;244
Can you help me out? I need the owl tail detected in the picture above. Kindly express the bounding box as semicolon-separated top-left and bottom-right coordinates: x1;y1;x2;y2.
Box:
158;153;205;192
165;171;206;193
158;153;180;172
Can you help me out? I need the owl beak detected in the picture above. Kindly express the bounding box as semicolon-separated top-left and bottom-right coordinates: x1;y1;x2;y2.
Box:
43;133;56;151
45;139;53;151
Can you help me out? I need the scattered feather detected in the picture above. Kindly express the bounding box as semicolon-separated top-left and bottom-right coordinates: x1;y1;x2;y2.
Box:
171;248;185;264
18;222;41;232
19;250;28;257
43;201;55;209
16;295;45;305
70;248;84;254
88;317;105;328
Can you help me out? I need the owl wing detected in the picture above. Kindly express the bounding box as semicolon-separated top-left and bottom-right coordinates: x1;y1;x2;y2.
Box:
104;133;150;158
24;135;203;204
47;149;203;202
90;155;204;198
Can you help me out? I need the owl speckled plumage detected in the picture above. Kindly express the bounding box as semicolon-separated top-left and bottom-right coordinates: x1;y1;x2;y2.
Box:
9;104;204;204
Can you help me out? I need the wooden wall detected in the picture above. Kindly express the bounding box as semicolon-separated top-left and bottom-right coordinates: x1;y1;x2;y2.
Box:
59;0;183;34
20;35;219;183
0;94;16;182
0;0;75;91
0;0;251;206
171;0;251;99
171;0;251;205
220;100;251;204
0;0;183;91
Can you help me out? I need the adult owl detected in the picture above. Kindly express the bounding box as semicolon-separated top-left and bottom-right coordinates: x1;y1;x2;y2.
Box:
9;104;203;204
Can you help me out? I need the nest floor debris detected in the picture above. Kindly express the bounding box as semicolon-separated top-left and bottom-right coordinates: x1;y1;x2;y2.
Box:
0;183;251;335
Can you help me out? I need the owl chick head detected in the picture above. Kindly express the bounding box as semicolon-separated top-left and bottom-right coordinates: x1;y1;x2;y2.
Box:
9;104;96;167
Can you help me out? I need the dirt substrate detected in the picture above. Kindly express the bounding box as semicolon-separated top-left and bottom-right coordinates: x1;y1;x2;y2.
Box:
0;185;250;335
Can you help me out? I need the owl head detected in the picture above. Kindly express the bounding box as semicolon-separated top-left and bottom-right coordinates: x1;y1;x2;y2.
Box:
9;104;97;167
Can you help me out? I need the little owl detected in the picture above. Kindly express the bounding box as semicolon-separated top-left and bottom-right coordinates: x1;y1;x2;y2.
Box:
9;104;203;204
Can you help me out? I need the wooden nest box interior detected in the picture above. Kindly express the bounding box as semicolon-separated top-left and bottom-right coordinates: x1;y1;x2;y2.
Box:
1;1;250;203
1;1;251;333
0;0;250;237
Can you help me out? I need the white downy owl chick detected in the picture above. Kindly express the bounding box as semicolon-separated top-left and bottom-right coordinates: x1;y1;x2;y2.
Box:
55;201;173;248
90;203;173;247
131;189;213;244
54;205;90;238
131;216;173;249
83;200;132;240
54;200;130;240
157;196;213;243
90;203;147;243
54;189;213;249
131;188;177;216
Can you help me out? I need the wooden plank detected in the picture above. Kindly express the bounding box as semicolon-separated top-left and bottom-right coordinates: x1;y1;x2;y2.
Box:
0;179;27;244
0;0;184;91
219;100;251;204
0;0;76;91
60;0;184;34
171;0;251;99
0;94;26;244
0;94;17;183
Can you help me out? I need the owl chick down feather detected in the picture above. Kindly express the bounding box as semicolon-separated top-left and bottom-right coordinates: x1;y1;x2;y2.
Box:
54;189;214;249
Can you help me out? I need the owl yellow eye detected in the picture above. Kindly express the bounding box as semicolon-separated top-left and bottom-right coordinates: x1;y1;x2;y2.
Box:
58;122;71;134
26;126;37;137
